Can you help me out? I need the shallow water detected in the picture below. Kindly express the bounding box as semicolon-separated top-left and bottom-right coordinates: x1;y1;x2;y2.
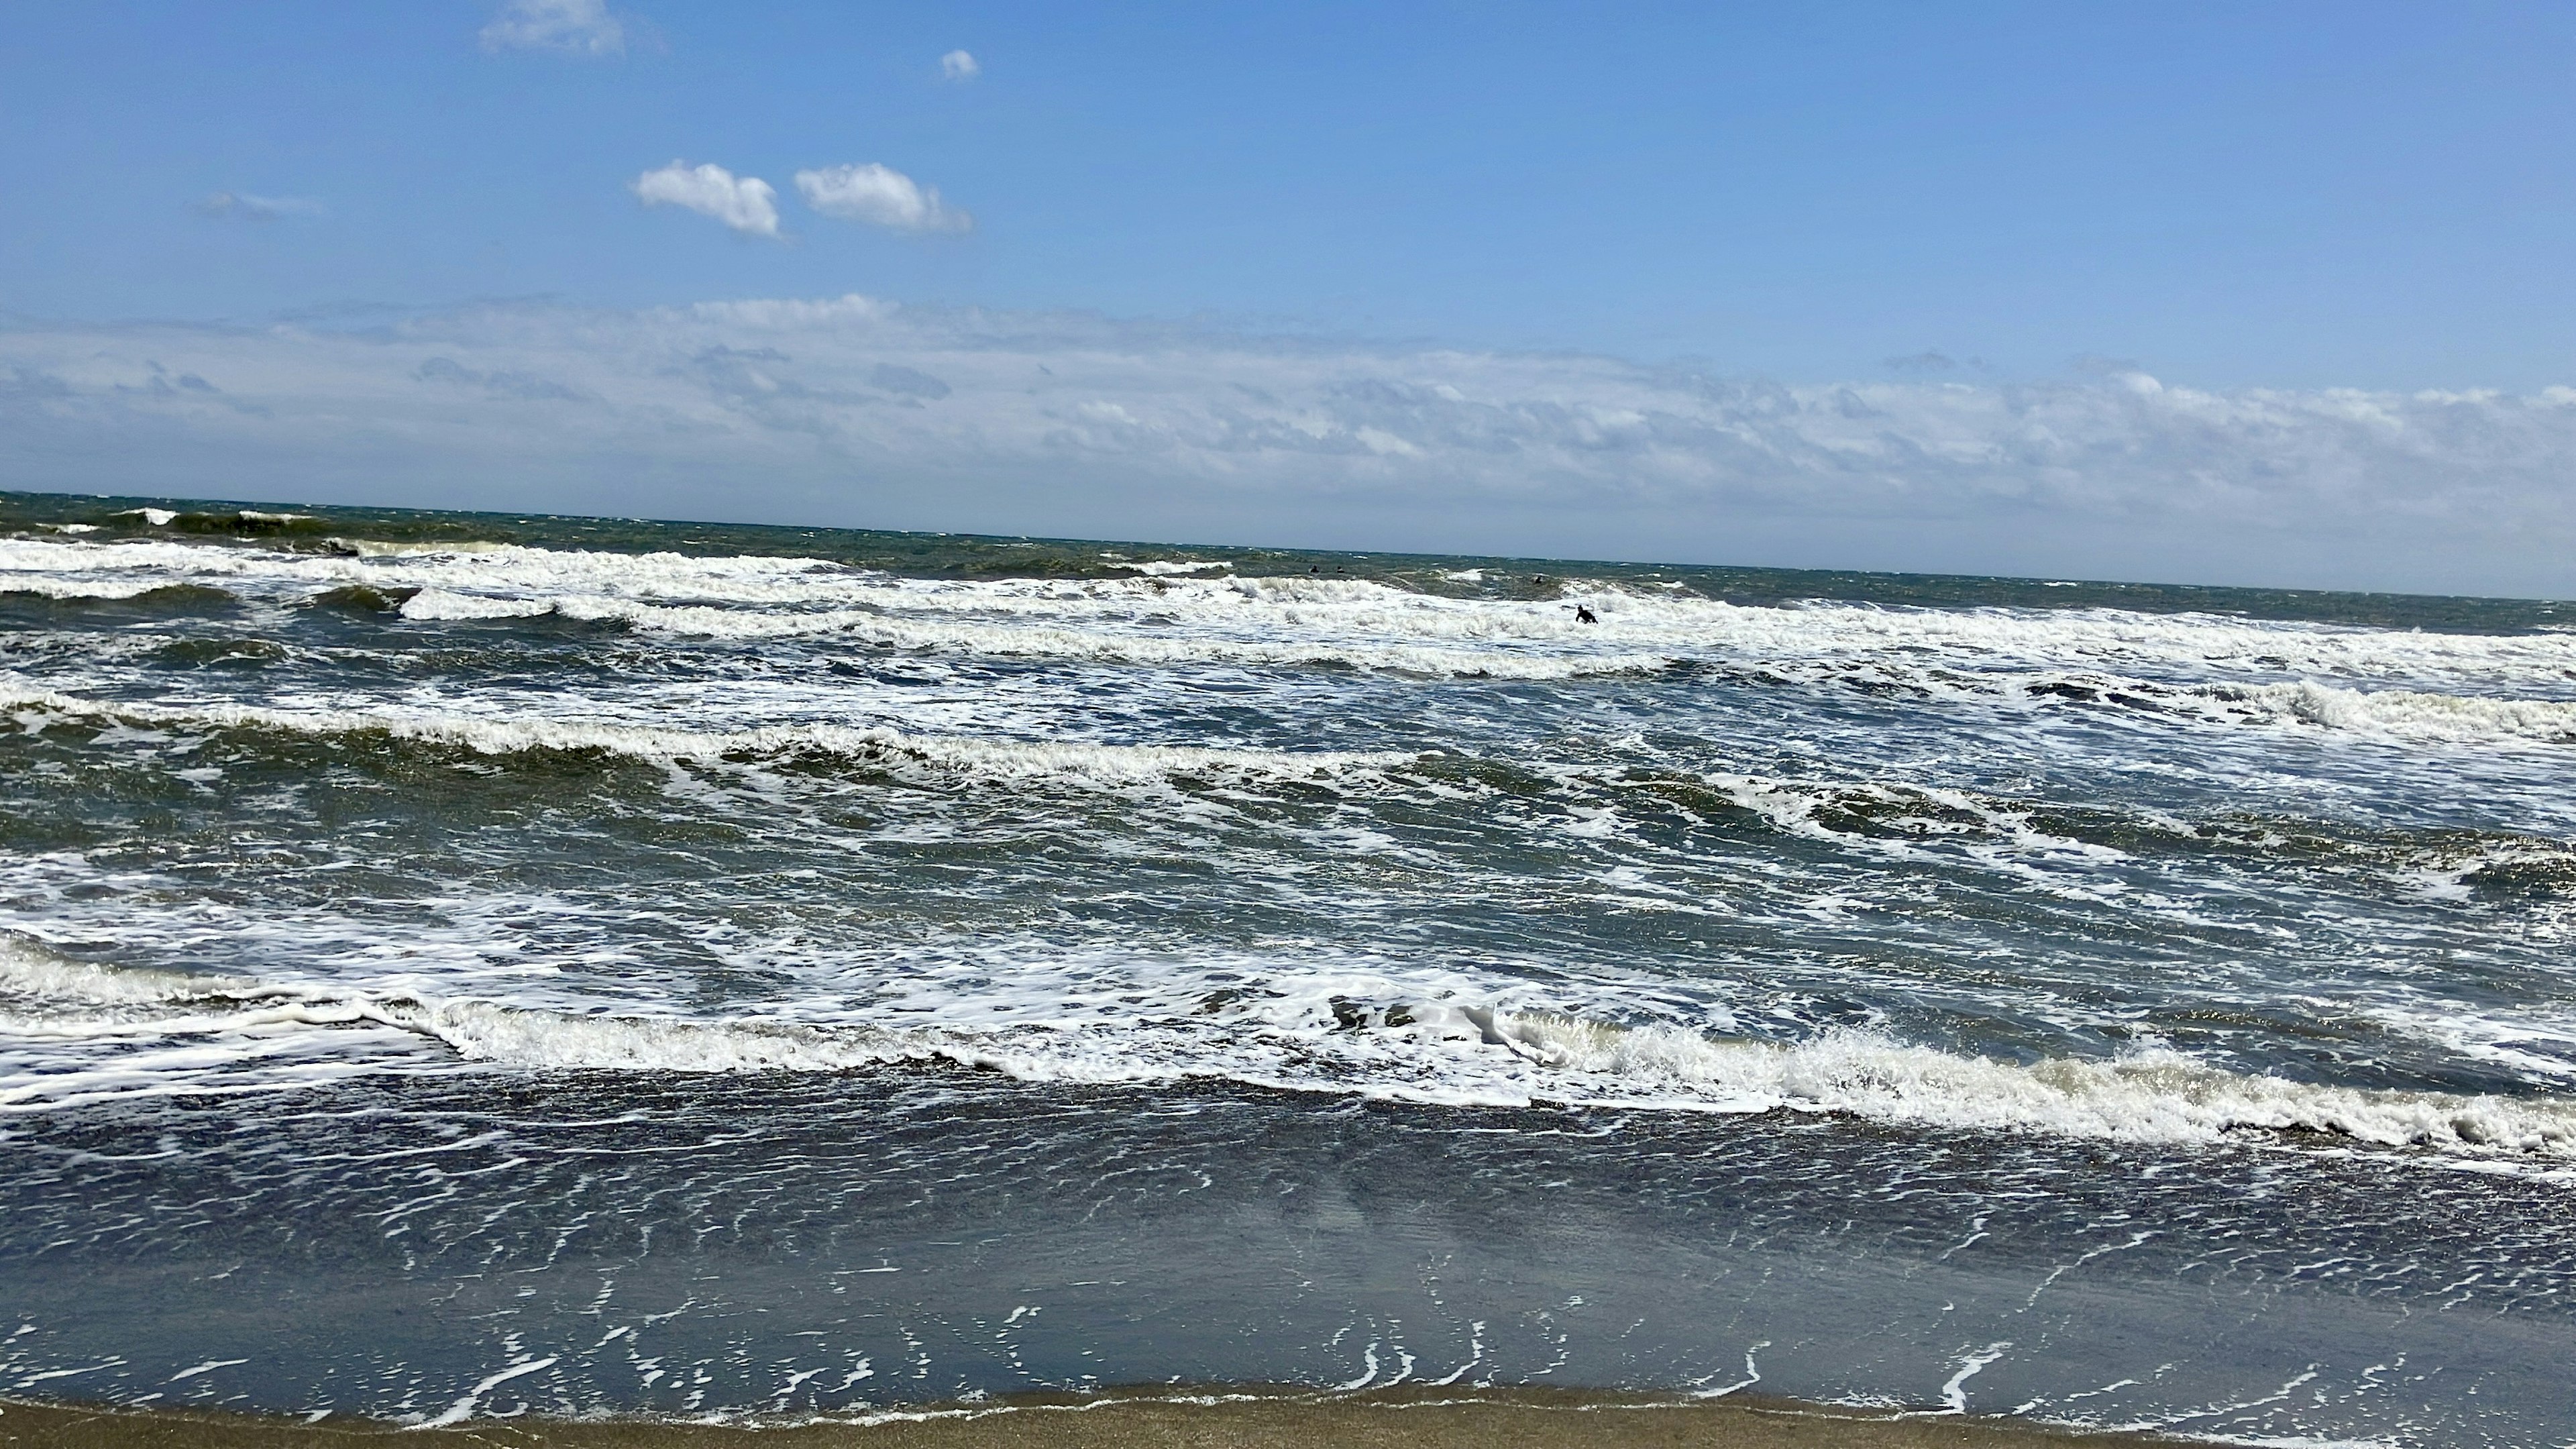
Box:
1;490;2571;1444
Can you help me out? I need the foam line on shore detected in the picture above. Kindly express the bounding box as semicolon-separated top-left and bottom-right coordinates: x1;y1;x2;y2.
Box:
0;1387;2190;1447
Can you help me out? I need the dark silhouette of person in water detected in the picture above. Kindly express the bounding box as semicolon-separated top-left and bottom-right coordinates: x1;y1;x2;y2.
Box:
1574;604;1597;625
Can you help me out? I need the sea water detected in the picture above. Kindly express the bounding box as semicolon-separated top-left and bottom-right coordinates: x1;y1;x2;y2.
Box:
0;492;2570;1444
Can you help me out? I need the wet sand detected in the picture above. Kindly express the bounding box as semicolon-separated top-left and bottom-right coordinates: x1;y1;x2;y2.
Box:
0;1387;2178;1448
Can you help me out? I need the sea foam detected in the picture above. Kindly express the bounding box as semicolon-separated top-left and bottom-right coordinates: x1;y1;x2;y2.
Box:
0;682;1415;789
10;534;2576;702
6;934;2570;1162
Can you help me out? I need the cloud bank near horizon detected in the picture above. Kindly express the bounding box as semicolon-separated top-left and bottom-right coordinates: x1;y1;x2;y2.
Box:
3;295;2571;596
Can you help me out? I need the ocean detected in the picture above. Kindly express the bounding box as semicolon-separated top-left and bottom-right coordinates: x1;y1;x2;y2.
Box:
1;490;2571;1445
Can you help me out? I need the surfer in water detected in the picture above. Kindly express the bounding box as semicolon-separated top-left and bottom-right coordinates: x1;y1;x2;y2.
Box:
1574;604;1597;625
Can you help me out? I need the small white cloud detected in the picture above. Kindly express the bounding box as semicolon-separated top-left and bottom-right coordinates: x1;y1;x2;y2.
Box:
631;162;782;239
794;164;972;234
480;0;627;56
941;49;979;81
193;192;323;221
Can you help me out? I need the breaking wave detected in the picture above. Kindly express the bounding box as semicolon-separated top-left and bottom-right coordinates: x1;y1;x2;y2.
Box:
16;680;2576;885
2200;680;2576;744
8;533;2576;727
5;936;2569;1161
7;533;2573;671
0;580;239;606
397;589;1676;678
0;682;1414;789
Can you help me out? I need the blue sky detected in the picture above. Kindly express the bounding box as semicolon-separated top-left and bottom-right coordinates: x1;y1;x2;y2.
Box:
7;2;2576;592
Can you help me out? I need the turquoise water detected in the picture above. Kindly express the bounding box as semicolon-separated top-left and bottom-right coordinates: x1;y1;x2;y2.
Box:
1;490;2571;1443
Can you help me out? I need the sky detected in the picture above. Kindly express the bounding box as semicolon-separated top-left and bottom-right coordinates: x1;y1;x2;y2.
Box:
5;1;2576;594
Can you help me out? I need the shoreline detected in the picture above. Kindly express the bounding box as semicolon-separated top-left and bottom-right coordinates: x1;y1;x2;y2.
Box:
0;1386;2185;1448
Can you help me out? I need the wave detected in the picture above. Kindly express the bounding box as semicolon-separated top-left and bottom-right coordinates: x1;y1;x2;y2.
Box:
1;578;179;601
0;538;848;601
1116;558;1232;576
1732;663;2576;746
12;535;2576;688
11;534;2576;735
765;573;2576;692
1493;1013;2576;1156
0;937;225;1006
5;938;2569;1161
328;538;511;557
394;590;1676;678
1509;761;2576;895
426;597;2576;739
305;584;418;613
0;580;239;606
21;678;2576;899
15;676;2572;885
0;682;1415;789
399;587;555;621
2200;680;2576;745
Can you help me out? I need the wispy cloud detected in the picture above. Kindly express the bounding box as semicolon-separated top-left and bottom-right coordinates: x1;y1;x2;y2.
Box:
941;50;980;81
193;191;323;221
631;162;782;239
480;0;628;56
794;164;971;233
5;297;2573;595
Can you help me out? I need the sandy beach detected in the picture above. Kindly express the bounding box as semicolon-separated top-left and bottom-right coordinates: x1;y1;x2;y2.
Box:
0;1387;2176;1449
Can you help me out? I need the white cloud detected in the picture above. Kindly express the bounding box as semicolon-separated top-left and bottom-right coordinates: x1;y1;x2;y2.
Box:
941;50;980;81
193;192;323;221
4;296;2574;596
631;162;782;239
794;164;972;233
480;0;628;55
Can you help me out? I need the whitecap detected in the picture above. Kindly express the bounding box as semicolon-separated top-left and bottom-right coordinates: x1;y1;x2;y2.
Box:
0;579;200;601
0;682;1417;790
5;934;2569;1163
398;588;554;621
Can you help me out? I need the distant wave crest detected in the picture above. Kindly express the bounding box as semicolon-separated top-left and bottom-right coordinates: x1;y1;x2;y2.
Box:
7;534;2575;728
